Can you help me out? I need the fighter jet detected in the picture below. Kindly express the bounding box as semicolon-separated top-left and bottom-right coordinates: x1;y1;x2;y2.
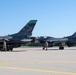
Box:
0;20;37;51
38;32;76;50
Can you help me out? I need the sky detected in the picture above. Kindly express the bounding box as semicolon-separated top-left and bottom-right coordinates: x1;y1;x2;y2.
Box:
0;0;76;37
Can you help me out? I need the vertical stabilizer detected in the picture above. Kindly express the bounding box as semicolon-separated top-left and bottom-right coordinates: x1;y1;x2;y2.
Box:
17;20;37;36
72;32;76;36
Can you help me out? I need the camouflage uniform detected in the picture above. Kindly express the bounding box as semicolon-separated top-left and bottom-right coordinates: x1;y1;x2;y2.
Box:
43;42;48;50
3;40;7;51
45;42;48;50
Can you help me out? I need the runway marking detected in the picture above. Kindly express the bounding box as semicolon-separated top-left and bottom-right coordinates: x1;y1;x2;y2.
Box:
0;66;76;75
0;61;76;64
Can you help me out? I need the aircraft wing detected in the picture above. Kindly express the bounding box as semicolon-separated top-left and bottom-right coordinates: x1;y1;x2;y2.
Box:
46;38;68;42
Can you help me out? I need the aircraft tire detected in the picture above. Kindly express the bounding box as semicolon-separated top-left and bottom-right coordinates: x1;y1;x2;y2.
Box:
11;48;13;51
43;47;45;50
59;46;64;50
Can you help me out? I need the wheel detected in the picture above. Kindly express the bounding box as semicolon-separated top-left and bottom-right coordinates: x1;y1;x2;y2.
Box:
59;46;64;50
43;47;45;50
11;48;13;51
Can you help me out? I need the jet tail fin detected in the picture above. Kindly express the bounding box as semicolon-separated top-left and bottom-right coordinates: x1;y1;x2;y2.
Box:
72;32;76;36
17;20;37;36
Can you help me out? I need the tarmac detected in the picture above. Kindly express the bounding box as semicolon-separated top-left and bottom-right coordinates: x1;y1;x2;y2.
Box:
0;47;76;75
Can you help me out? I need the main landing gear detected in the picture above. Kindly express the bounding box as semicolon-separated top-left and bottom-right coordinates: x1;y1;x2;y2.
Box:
59;45;64;50
0;40;13;51
43;47;47;51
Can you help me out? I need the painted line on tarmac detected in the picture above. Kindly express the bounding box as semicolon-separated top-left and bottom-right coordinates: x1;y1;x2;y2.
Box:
0;61;76;64
0;66;76;75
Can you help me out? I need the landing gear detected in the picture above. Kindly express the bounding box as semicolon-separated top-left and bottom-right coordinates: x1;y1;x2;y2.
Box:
2;47;13;51
3;43;13;51
7;45;13;51
10;48;13;51
42;47;47;51
43;47;45;50
59;46;64;50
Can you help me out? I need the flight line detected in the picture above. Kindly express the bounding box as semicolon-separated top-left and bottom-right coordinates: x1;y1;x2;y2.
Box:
0;66;76;75
1;20;76;51
0;47;76;75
